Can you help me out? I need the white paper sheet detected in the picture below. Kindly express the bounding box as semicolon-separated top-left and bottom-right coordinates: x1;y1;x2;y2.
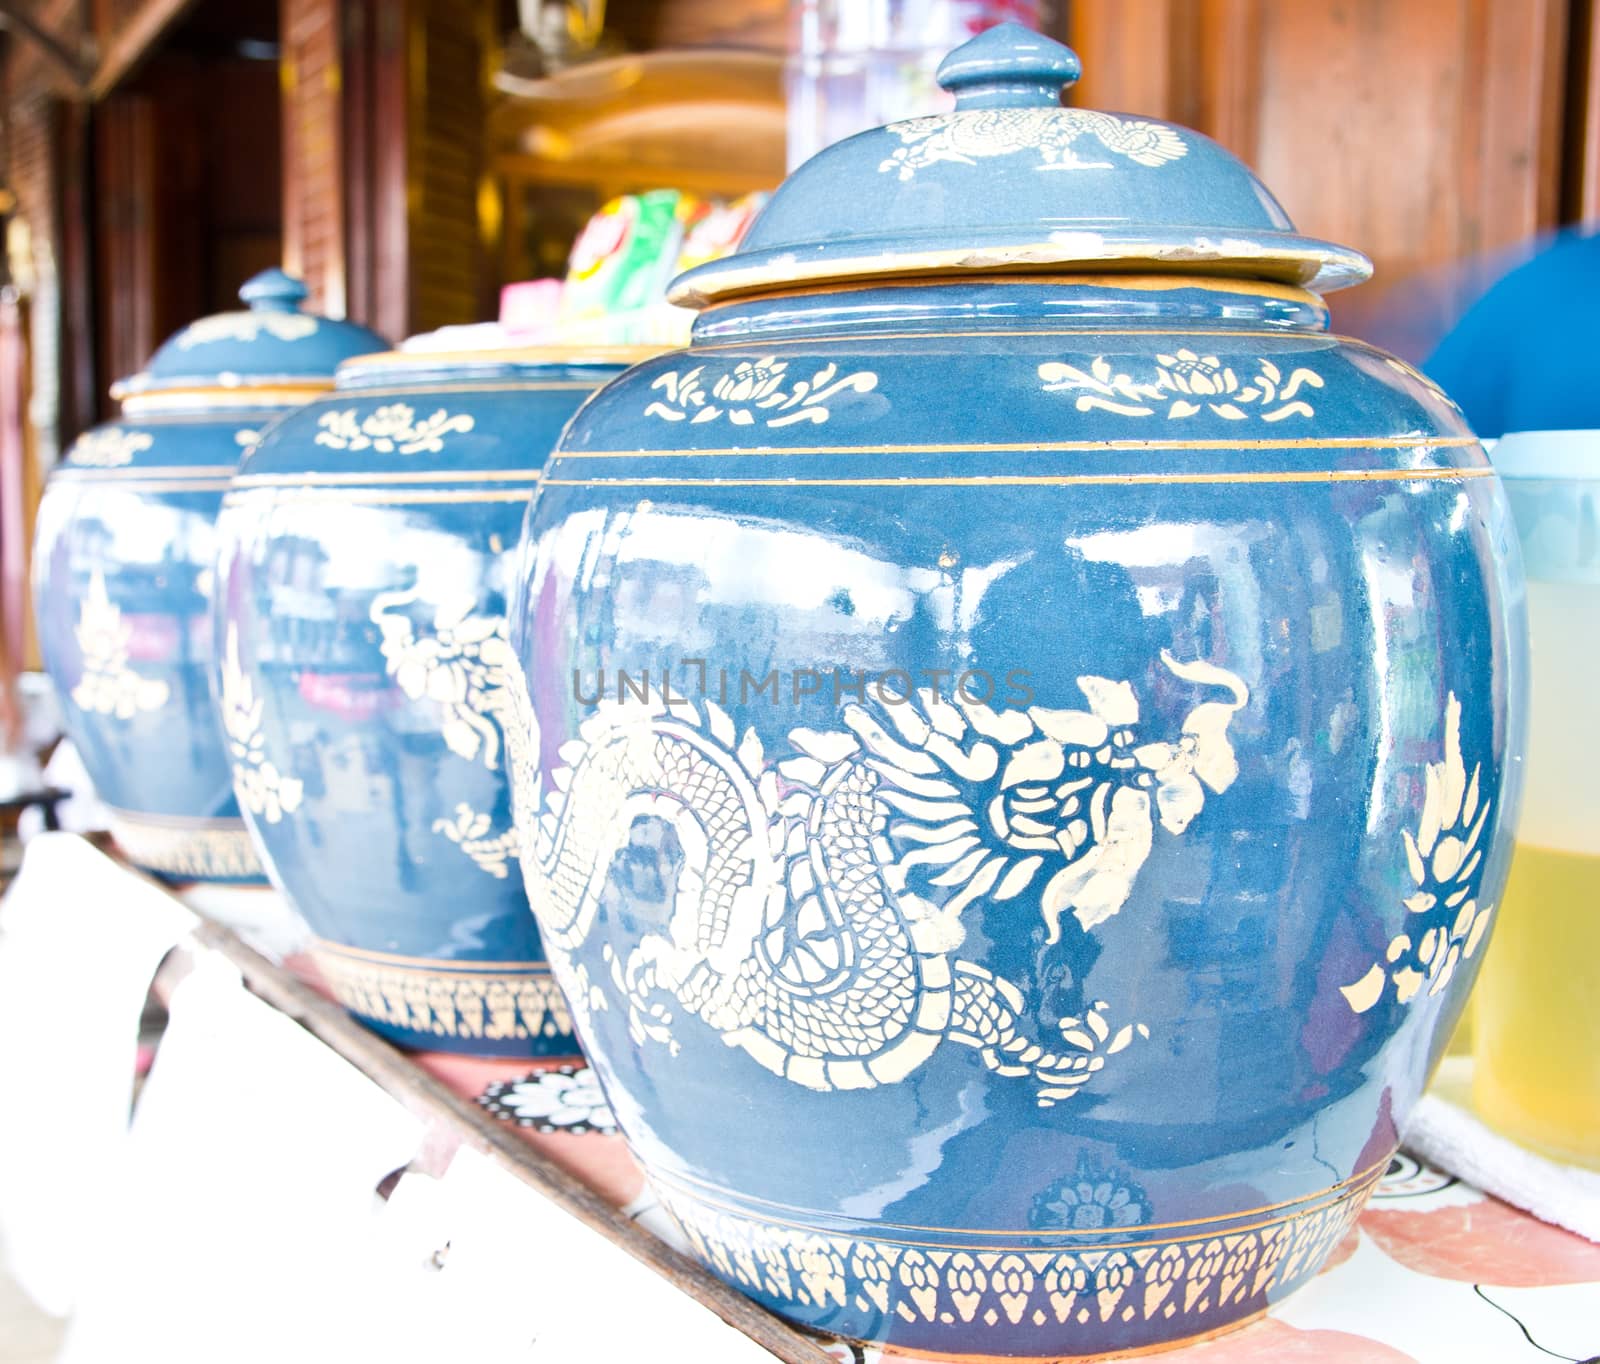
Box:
57;950;425;1364
364;1146;779;1363
0;834;197;1317
173;882;313;962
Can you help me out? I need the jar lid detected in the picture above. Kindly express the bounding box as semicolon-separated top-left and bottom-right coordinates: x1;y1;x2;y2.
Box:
670;23;1372;308
111;268;388;402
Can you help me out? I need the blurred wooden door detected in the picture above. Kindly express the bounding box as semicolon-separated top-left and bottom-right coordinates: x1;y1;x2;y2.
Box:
0;293;29;687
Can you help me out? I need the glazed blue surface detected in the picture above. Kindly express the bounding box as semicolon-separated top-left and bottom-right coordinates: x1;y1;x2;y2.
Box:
673;24;1370;306
509;276;1526;1354
216;357;628;1054
34;408;297;882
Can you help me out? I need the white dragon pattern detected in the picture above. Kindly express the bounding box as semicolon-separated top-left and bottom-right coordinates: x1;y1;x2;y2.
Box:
505;652;1249;1105
369;588;521;877
880;108;1188;180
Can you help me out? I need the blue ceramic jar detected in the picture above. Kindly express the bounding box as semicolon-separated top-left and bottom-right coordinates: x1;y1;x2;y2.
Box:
505;26;1528;1358
214;344;655;1055
32;271;385;882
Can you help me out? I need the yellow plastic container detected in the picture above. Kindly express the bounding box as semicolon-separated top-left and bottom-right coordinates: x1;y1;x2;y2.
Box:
1472;432;1600;1166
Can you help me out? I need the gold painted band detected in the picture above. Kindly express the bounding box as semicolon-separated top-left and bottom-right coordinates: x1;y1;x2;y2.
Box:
694;271;1324;311
106;806;251;830
651;1148;1392;1242
656;1160;1382;1255
339;343;666;371
231;468;547;488
312;939;552;973
117;384;332;412
94;411;283;426
52;465;239;480
222;488;536;506
691;326;1385;352
326;380;602;395
542;468;1493;489
668;243;1371;308
556;435;1481;458
55;479;234;493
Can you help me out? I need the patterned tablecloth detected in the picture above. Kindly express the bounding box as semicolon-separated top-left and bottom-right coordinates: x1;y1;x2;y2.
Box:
416;1051;1600;1364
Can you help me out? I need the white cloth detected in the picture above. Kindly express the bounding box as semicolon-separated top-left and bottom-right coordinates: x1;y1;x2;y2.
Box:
1403;1093;1600;1243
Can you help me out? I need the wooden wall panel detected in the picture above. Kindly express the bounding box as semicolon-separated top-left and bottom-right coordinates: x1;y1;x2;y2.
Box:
1067;0;1570;358
281;0;347;315
1249;0;1565;346
1070;0;1201;125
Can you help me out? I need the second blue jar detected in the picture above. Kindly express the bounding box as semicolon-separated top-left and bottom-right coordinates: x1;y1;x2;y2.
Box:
214;343;654;1055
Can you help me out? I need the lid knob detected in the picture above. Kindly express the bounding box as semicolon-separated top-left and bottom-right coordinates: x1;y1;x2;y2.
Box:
937;22;1081;111
238;268;310;314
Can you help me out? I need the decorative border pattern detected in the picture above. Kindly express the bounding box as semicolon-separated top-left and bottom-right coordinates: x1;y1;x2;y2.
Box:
657;1170;1375;1342
313;947;574;1048
108;810;264;881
